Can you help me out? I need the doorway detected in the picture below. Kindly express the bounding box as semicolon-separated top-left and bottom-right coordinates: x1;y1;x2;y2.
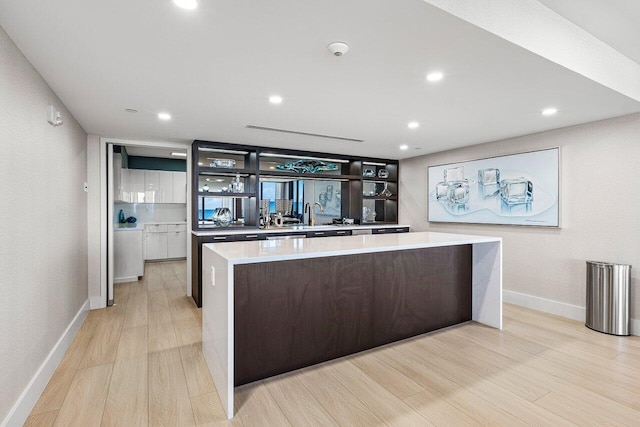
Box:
102;138;192;307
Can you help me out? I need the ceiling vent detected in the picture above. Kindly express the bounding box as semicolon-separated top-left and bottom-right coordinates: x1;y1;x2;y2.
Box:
246;125;364;143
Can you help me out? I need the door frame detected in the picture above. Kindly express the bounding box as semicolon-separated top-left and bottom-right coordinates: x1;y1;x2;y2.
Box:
99;137;193;308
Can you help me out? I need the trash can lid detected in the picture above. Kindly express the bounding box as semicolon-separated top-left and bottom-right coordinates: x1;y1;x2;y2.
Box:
586;260;632;268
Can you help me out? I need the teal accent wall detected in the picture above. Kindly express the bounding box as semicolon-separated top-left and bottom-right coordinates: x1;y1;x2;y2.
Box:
128;156;186;172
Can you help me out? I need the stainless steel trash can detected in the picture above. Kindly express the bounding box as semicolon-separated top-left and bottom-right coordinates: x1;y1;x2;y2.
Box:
586;261;631;336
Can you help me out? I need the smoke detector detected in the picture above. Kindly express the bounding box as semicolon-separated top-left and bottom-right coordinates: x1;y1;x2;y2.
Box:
327;42;349;56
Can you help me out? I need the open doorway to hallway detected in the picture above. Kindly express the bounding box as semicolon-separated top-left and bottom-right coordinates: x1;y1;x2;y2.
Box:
103;138;192;308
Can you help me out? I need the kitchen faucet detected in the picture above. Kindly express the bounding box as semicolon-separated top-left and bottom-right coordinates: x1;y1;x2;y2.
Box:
305;202;324;226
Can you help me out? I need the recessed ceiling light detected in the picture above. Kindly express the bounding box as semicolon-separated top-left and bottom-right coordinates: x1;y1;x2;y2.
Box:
173;0;197;10
542;107;558;116
171;152;187;157
399;144;409;150
125;108;138;113
408;121;419;129
215;179;224;182
158;112;171;120
269;95;283;104
198;162;203;166
426;72;444;82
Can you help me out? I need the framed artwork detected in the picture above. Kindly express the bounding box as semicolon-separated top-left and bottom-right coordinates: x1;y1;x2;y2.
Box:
427;147;560;227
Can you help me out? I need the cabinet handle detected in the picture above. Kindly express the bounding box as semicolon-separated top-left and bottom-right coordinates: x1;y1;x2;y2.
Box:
336;231;346;234
314;232;325;235
245;235;258;238
213;237;227;240
377;229;386;233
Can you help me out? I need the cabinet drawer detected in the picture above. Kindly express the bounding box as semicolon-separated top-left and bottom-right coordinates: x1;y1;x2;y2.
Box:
372;227;409;234
167;223;187;232
203;235;236;243
144;224;168;233
307;229;352;238
235;233;267;241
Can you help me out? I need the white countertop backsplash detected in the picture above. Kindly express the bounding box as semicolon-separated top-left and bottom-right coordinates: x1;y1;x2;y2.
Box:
115;202;187;226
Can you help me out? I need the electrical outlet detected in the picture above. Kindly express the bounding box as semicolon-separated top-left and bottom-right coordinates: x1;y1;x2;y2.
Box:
83;182;88;192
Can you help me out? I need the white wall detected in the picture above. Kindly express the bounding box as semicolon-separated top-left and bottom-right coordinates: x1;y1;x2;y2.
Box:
0;25;88;424
400;113;640;323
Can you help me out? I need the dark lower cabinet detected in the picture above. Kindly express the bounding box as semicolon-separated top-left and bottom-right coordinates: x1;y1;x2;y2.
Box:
233;245;471;386
192;227;410;307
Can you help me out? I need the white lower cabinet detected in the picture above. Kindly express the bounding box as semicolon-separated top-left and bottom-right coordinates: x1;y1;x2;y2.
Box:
167;224;187;258
144;223;186;260
114;229;144;281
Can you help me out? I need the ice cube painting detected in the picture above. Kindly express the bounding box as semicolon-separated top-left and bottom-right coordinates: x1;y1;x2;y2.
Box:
427;148;559;227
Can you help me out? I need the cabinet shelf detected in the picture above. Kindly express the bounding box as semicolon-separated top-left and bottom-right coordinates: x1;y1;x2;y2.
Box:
197;192;256;198
362;178;397;183
362;195;397;200
198;167;255;176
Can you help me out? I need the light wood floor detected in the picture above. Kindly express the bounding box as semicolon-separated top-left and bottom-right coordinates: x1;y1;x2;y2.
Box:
26;261;640;426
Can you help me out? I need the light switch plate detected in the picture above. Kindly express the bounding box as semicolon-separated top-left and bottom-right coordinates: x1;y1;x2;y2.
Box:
211;266;215;287
83;182;88;192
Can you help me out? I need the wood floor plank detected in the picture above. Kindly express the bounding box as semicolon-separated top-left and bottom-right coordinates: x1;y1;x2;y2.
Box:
181;349;216;397
115;325;148;361
148;320;179;353
326;359;434;426
78;313;123;369
297;362;385;427
53;364;112;427
122;290;148;329
234;382;291;427
102;356;148;427
23;410;58;427
348;349;424;400
403;389;482;427
263;372;339;427
190;393;244;426
149;348;196;426
535;387;640;426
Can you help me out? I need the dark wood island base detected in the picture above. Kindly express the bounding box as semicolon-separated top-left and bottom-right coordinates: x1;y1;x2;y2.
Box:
233;245;472;385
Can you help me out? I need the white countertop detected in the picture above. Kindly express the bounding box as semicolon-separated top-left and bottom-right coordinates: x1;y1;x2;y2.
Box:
192;223;409;236
114;226;142;232
204;231;501;264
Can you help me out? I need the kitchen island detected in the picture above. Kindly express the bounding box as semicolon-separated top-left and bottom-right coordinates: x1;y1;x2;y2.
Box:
202;231;502;418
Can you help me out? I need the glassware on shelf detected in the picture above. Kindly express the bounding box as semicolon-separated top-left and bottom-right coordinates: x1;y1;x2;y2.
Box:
212;207;232;227
377;169;389;179
362;167;376;178
202;184;210;192
379;182;392;197
363;206;371;222
230;174;245;193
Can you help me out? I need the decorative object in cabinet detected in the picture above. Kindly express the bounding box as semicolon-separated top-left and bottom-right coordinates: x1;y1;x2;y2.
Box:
276;159;339;174
210;158;236;168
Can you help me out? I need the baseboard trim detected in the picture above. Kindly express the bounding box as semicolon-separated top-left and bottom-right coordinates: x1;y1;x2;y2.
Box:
1;300;89;427
503;289;638;336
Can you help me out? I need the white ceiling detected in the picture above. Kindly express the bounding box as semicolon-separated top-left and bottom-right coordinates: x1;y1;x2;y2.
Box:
1;0;639;159
539;0;640;65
